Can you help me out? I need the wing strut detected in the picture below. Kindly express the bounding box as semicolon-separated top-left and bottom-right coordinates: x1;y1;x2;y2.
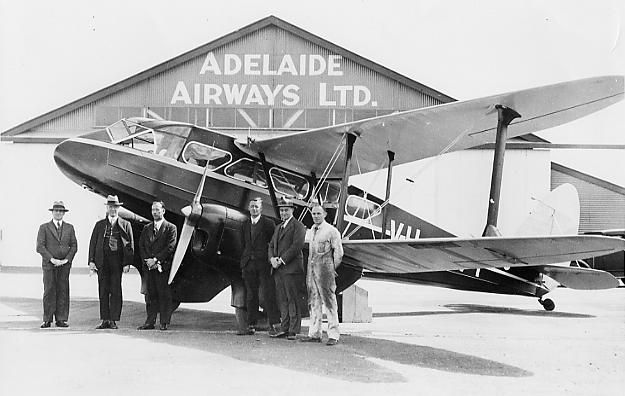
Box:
482;105;521;237
382;150;395;239
259;151;280;219
336;132;357;233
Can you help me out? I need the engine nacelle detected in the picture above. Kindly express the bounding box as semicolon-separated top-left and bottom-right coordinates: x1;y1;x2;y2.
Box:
190;204;247;266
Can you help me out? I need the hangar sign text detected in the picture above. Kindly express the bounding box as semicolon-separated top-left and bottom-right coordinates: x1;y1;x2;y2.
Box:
170;52;377;107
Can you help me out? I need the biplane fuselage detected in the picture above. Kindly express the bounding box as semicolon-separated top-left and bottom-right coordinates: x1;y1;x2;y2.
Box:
54;118;561;306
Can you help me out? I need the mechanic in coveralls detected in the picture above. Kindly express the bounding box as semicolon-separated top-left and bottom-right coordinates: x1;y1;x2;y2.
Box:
300;203;344;346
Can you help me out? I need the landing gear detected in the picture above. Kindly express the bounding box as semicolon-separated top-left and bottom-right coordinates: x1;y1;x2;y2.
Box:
539;298;555;311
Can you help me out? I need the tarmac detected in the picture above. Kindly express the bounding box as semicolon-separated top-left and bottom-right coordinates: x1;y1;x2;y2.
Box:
0;268;623;396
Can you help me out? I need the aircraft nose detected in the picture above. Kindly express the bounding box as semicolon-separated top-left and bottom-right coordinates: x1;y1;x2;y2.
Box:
54;137;107;191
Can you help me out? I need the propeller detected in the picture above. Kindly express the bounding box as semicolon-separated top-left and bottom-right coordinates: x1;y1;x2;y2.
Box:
168;164;211;284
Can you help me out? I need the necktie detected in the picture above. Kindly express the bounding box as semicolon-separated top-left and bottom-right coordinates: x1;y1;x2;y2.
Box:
55;222;61;238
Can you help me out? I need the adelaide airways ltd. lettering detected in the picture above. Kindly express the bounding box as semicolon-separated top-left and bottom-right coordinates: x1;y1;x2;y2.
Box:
170;52;377;107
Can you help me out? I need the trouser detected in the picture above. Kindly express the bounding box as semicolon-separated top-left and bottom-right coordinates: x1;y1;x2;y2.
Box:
97;254;123;321
242;261;280;326
274;271;302;335
145;269;172;325
307;266;339;340
42;264;71;322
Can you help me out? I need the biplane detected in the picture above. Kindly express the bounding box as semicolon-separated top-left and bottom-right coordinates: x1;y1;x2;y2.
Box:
53;75;625;315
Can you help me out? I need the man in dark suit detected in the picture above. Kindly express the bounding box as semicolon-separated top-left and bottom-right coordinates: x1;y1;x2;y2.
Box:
36;201;78;328
268;197;306;340
137;201;177;331
88;195;134;329
239;198;280;335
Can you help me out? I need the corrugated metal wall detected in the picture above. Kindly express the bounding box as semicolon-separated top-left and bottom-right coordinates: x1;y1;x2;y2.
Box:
98;26;436;109
552;167;625;232
29;104;95;134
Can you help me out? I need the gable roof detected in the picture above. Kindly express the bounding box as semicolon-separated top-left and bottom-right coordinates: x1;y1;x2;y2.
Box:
1;15;455;139
552;162;625;194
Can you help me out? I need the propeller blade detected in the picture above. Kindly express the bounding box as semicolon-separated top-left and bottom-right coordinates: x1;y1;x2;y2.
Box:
193;162;211;204
168;217;195;284
168;164;212;285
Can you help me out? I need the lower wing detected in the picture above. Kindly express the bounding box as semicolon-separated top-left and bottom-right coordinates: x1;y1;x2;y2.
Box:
343;235;625;274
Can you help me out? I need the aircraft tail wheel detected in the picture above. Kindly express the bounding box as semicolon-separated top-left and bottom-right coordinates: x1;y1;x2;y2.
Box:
539;298;555;311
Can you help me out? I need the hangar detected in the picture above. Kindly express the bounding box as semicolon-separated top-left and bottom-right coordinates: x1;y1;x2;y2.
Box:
1;16;622;268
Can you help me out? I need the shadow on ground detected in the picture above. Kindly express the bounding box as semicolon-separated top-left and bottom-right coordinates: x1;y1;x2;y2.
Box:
373;304;595;319
0;296;532;382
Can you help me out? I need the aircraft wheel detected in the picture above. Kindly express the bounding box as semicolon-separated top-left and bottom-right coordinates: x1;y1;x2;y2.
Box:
539;298;555;311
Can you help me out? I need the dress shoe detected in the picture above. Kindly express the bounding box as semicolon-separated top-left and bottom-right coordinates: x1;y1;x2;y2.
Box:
269;330;287;338
326;338;339;346
40;321;51;328
95;321;110;329
236;328;255;336
159;323;168;331
55;321;69;328
137;324;155;330
300;336;322;343
109;321;118;329
286;333;297;340
267;325;279;337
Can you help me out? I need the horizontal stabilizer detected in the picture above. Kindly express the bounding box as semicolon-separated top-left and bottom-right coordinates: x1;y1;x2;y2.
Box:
538;265;619;290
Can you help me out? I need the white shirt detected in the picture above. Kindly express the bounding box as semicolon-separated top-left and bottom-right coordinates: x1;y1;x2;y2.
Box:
108;216;118;226
154;219;164;231
54;220;63;229
282;216;292;229
250;215;260;225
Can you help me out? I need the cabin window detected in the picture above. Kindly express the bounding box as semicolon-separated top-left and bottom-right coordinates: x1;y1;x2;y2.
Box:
182;142;232;171
345;195;382;222
224;158;267;188
269;168;309;200
314;180;341;204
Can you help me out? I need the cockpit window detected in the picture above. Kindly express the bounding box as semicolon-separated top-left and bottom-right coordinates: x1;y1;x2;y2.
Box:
110;119;190;159
269;168;309;200
107;119;149;141
224;158;267;188
182;142;232;171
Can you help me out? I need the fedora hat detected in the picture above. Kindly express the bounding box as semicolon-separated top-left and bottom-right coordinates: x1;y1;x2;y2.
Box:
48;201;69;212
276;196;294;208
105;195;123;206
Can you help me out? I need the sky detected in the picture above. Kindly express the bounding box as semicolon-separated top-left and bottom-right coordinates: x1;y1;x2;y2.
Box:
1;0;624;183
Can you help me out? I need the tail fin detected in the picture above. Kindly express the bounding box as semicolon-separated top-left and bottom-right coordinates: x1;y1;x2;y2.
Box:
515;183;580;236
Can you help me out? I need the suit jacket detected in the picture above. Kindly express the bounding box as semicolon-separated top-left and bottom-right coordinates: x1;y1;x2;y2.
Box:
268;217;306;275
138;220;177;273
88;217;134;268
36;221;78;270
240;215;275;269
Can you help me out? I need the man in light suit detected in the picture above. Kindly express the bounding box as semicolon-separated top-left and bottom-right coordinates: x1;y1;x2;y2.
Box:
268;197;306;340
36;201;78;328
300;204;344;346
88;195;134;330
239;198;280;335
137;201;177;331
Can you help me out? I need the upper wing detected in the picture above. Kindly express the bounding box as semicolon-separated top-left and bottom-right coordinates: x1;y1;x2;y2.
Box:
342;235;625;273
237;76;623;177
